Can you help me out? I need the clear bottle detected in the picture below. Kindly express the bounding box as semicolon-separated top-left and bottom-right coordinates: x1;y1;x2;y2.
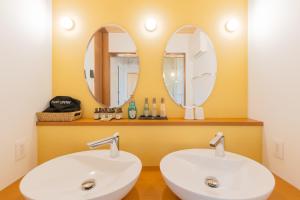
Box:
143;97;150;117
128;95;137;119
99;108;105;119
107;108;115;119
160;98;167;118
115;107;123;120
103;108;108;119
93;108;100;120
152;97;157;117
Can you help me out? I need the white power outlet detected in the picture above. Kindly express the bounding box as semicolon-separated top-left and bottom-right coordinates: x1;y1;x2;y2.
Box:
15;139;26;161
274;140;284;160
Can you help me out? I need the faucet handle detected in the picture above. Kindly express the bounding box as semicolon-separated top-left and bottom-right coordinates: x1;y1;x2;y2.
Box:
110;132;119;158
209;132;224;147
215;132;223;137
209;132;225;157
113;132;119;149
113;132;119;138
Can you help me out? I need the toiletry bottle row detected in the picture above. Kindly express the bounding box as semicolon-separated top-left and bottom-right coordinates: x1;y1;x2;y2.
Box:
94;96;167;120
94;107;123;120
141;97;167;119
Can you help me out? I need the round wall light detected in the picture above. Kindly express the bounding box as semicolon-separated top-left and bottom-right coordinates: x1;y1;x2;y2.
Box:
225;18;239;32
60;17;75;31
144;17;157;32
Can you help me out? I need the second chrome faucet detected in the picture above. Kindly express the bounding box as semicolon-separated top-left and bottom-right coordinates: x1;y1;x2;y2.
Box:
209;132;225;157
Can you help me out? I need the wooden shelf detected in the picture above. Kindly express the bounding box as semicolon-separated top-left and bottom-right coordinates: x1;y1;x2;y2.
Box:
36;118;263;126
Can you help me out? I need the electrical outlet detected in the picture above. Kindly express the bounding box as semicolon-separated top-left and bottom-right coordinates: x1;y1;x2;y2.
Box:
274;140;284;160
15;139;26;161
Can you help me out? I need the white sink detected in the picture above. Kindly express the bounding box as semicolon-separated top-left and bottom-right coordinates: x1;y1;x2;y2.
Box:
20;150;142;200
160;149;275;200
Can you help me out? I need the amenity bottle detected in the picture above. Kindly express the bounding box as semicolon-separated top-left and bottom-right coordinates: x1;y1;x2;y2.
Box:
143;97;150;117
128;95;137;119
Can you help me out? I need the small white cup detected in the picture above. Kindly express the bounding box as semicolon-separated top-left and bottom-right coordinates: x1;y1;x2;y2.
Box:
195;107;205;120
184;106;194;120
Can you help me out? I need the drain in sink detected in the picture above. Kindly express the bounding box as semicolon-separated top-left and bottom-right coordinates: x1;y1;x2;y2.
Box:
81;179;96;191
205;176;219;188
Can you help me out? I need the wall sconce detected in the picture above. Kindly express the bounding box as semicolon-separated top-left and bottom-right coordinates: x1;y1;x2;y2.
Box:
60;17;75;31
225;18;239;32
144;17;157;32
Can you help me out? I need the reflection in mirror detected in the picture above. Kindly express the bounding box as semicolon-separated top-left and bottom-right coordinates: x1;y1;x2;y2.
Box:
84;25;139;107
163;25;217;107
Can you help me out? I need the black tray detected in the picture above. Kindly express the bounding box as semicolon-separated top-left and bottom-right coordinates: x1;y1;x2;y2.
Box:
138;115;168;120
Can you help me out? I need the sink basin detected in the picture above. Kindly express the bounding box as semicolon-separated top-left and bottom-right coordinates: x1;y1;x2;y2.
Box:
20;150;142;200
160;149;275;200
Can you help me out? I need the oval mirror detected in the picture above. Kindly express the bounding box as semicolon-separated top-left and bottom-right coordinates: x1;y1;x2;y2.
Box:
84;25;139;108
163;25;217;107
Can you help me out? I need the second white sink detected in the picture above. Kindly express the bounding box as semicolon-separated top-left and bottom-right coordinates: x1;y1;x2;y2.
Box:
160;149;275;200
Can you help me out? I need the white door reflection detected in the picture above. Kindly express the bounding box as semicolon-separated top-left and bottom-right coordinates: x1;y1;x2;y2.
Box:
110;56;138;107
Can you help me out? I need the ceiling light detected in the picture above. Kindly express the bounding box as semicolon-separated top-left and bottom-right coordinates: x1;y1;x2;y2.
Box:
60;17;75;31
144;17;157;32
225;18;239;32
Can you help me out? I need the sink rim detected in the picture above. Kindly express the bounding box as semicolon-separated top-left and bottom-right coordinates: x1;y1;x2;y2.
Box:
20;150;142;200
160;148;275;200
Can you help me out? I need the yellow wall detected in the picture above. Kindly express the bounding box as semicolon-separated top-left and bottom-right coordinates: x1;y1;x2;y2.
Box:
52;0;248;118
43;0;257;167
38;126;262;165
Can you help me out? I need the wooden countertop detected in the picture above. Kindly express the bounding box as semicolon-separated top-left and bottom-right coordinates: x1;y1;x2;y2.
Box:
1;168;299;200
36;118;263;126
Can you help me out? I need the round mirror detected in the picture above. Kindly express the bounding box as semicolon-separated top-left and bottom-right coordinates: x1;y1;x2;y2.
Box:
84;25;139;108
163;25;217;107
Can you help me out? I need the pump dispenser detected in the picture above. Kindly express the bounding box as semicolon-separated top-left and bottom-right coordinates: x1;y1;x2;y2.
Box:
143;98;150;117
152;98;157;117
160;98;167;118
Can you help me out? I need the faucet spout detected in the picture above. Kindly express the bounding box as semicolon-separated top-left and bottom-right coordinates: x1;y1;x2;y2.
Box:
209;132;225;157
87;132;119;158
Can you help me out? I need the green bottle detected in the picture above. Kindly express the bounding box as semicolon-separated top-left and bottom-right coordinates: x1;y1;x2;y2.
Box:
128;95;137;119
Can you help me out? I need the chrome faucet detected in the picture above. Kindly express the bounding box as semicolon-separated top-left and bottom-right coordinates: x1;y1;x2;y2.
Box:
209;132;225;157
87;132;119;158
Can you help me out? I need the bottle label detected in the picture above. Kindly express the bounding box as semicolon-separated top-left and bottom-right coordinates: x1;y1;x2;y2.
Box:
129;110;137;119
144;111;149;117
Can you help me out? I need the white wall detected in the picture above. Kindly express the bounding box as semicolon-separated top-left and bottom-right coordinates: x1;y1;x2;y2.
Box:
249;0;300;189
0;0;52;190
109;33;136;52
